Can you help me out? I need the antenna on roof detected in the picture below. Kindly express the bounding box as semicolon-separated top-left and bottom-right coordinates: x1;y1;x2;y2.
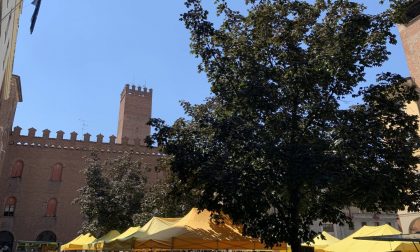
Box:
78;119;88;135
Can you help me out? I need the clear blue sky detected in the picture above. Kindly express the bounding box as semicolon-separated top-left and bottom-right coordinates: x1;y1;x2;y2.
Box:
12;1;410;140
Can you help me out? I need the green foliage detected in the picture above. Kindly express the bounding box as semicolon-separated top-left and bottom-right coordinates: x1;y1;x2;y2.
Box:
74;152;146;237
73;153;112;237
74;153;196;236
148;1;420;251
133;160;197;226
382;0;417;24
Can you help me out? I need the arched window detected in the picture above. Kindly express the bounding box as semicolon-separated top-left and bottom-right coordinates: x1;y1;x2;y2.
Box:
45;198;57;217
0;231;14;252
3;197;16;217
10;160;24;178
50;163;63;182
36;231;56;242
409;218;420;234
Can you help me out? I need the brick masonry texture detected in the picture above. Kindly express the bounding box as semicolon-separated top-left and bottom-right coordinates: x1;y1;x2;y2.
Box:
398;15;420;85
0;85;161;243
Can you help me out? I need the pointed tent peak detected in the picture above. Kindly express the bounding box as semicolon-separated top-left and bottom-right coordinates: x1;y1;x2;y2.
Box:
96;230;120;242
88;230;121;250
324;224;404;252
140;216;181;235
320;231;339;241
304;231;339;247
173;208;233;229
119;217;182;242
108;226;142;243
73;233;96;242
350;224;401;238
145;208;244;239
61;233;96;251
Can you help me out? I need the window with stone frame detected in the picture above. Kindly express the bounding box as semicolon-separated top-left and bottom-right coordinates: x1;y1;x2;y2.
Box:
3;196;16;217
45;198;57;217
10;160;24;178
50;163;63;182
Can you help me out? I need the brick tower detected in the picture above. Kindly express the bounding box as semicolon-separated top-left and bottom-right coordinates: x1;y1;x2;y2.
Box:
398;1;420;85
117;84;153;145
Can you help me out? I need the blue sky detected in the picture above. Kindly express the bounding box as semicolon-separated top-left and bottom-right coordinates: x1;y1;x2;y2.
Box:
12;1;410;140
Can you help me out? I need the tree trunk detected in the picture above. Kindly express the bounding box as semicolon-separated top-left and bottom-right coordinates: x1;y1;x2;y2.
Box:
290;240;302;252
289;186;302;252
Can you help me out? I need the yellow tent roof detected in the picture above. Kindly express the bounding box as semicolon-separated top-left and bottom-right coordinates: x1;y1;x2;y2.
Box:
141;217;181;235
87;230;120;250
134;208;286;250
324;224;419;252
303;231;339;250
60;233;96;251
101;217;180;251
109;226;142;242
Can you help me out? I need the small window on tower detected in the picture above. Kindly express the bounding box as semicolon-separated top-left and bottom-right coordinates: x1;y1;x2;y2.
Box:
10;160;24;178
4;196;16;217
50;163;63;182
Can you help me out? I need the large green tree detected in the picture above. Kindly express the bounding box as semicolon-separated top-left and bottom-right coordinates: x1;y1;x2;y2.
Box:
147;1;420;251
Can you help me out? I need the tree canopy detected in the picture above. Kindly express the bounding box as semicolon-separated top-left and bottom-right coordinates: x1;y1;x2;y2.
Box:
147;1;420;251
74;152;147;237
74;152;194;237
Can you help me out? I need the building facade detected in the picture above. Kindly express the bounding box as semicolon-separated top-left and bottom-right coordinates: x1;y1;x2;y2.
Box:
0;0;23;183
0;0;22;97
0;84;162;248
397;0;420;234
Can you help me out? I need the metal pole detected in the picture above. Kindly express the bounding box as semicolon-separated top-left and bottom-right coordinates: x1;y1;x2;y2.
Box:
413;241;420;252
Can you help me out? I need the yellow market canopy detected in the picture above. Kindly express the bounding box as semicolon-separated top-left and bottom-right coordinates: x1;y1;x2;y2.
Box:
60;233;96;251
141;217;181;235
87;230;120;250
303;231;339;252
324;224;419;252
134;208;286;250
103;217;181;251
108;226;142;243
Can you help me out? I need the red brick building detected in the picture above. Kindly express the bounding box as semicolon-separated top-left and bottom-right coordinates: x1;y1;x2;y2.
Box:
0;84;161;247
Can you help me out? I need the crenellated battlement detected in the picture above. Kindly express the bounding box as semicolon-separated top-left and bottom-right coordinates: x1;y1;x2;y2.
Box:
121;84;152;100
9;126;161;156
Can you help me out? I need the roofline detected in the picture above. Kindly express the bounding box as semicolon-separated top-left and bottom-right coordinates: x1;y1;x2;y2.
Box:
12;74;22;102
354;234;420;242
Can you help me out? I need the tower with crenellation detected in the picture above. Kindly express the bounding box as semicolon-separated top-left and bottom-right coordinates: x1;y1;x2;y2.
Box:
117;84;153;145
0;84;163;245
